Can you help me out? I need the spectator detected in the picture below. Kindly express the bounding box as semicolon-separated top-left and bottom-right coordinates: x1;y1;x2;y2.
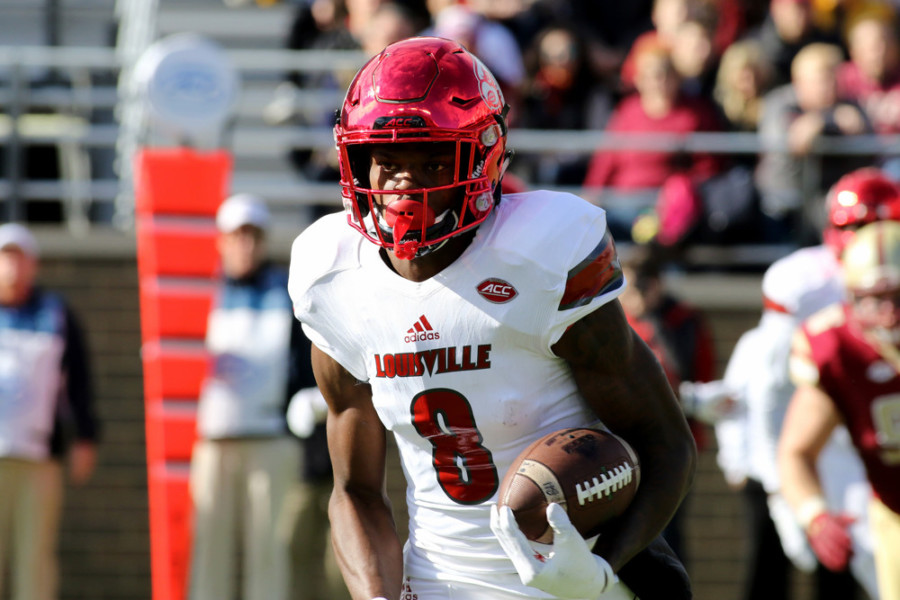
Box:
461;0;571;58
618;246;717;568
705;0;748;55
426;2;526;118
753;0;843;88
837;12;900;135
358;1;418;56
282;0;355;89
755;42;873;244
713;38;774;134
712;38;774;187
0;223;99;600
348;0;428;41
810;0;895;43
548;0;656;84
620;0;746;92
669;10;721;100
270;0;424;148
188;194;306;600
583;42;724;240
620;0;698;92
514;23;614;185
265;0;358;182
519;23;614;132
779;219;900;600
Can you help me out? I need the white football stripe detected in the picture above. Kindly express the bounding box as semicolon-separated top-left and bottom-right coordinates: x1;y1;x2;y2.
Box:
518;459;566;507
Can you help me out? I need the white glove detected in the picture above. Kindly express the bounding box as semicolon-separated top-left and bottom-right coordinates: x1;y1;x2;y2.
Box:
767;493;817;572
286;387;328;438
679;380;740;424
490;503;616;599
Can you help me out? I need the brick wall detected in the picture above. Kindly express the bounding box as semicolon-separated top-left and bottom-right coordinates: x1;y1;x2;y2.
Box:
30;251;822;600
40;255;151;600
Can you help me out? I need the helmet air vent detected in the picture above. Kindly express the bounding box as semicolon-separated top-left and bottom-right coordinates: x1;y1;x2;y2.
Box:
451;96;479;107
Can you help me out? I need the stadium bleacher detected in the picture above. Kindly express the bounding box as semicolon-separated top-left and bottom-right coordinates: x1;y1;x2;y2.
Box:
1;3;894;599
0;0;828;267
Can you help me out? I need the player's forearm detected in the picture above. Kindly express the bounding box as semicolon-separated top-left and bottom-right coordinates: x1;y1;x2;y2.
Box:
594;429;696;572
593;351;697;570
329;488;404;600
778;448;826;520
556;307;697;570
777;386;836;523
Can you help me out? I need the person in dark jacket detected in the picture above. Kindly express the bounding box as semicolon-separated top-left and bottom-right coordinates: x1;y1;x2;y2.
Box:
188;194;341;600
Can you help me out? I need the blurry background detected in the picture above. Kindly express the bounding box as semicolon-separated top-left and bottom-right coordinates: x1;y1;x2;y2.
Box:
3;0;893;597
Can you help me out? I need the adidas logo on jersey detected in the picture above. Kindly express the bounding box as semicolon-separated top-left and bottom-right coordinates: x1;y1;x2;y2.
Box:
405;315;440;343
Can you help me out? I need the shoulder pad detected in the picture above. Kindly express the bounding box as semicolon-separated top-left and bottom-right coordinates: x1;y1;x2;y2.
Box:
493;191;624;310
762;245;842;319
288;213;360;306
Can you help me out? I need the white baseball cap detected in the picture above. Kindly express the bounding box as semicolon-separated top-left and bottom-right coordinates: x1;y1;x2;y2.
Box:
216;193;271;233
0;223;39;257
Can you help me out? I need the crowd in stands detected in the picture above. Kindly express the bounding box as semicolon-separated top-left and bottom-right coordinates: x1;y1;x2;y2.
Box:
268;0;900;252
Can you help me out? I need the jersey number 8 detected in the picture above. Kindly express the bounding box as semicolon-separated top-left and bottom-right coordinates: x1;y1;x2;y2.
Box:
411;388;499;504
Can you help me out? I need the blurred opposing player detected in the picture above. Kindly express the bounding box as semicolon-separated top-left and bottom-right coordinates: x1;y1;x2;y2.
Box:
684;167;900;599
288;36;696;600
757;168;899;597
780;220;900;600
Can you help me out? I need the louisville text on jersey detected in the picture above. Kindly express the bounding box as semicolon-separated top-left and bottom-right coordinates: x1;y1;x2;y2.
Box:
374;344;492;378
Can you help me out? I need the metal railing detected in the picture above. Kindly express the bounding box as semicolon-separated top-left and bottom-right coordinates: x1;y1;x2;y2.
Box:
2;44;899;257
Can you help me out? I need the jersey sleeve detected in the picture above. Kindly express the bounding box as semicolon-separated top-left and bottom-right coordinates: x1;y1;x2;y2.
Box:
557;226;625;312
523;192;626;350
61;300;99;443
762;246;843;321
288;215;370;382
745;311;801;493
547;219;624;351
788;303;849;390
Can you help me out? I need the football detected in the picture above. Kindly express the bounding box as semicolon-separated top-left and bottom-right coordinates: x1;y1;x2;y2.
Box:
497;427;640;543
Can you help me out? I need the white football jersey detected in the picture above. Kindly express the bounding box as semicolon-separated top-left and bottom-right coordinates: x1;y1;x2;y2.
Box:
289;191;629;595
761;244;844;320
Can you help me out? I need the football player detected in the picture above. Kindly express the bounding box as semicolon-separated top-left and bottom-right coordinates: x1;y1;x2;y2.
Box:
779;220;900;600
677;168;899;599
750;167;900;598
287;37;696;600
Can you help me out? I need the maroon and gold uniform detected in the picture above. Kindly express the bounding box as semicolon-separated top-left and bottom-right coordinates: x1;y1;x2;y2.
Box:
792;303;900;513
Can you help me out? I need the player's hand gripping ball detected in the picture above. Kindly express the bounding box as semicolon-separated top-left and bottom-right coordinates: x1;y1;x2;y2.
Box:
497;428;640;543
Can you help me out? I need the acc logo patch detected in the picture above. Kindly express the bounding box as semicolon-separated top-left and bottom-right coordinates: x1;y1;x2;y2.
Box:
477;278;517;303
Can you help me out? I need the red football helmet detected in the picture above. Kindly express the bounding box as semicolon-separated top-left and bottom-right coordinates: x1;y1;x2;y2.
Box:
824;167;900;256
334;36;510;259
